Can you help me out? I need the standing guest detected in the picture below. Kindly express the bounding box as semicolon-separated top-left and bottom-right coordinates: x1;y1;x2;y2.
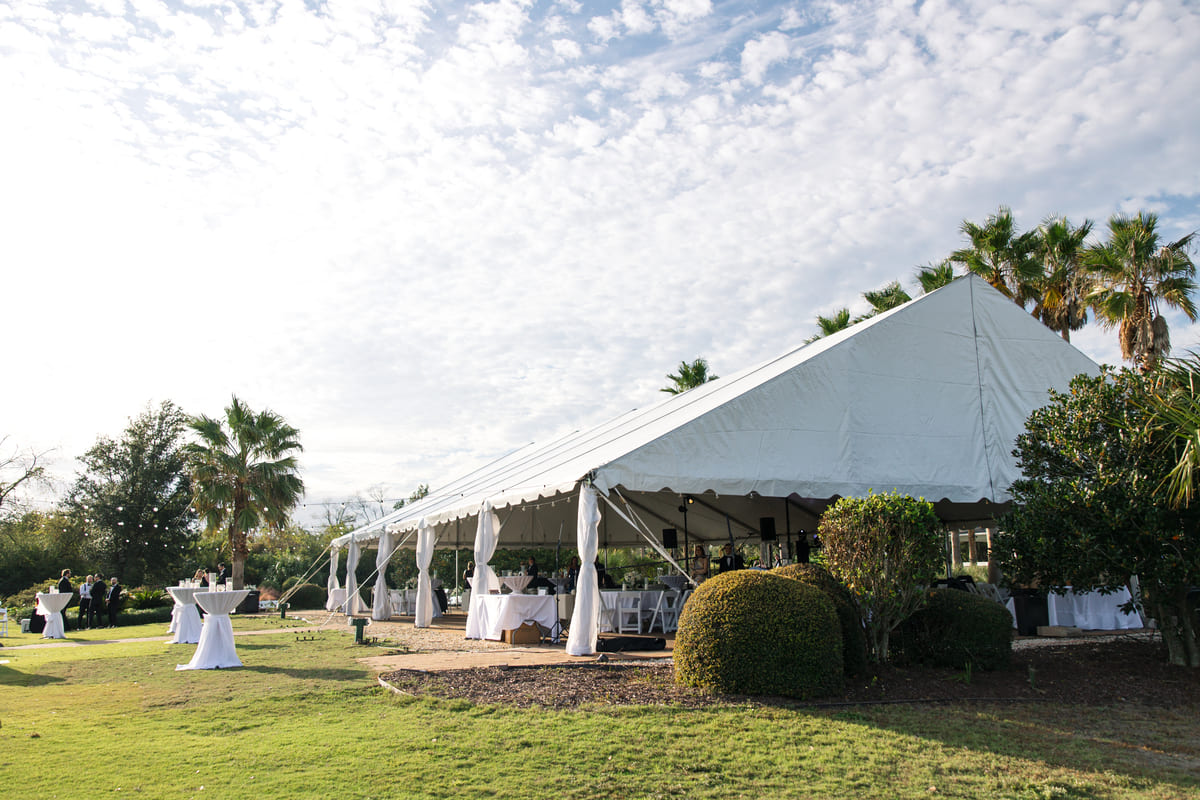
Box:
78;575;94;629
57;569;73;631
192;568;209;587
90;575;107;629
689;545;710;584
717;544;744;573
524;556;538;578
107;577;123;627
216;563;229;585
565;556;581;593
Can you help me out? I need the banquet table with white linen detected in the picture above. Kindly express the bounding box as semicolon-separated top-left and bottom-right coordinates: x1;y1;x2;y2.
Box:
467;594;557;642
176;590;249;670
1047;586;1142;630
500;575;533;594
166;586;203;644
35;592;72;639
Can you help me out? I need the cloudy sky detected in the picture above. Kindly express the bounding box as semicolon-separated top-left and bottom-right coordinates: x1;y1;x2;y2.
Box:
4;0;1199;519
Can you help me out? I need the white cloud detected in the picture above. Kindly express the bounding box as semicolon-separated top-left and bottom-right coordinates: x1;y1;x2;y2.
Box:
740;30;791;84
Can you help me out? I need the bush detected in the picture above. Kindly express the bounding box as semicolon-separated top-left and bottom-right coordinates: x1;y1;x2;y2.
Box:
819;491;944;662
128;587;170;610
281;575;301;591
894;588;1013;670
285;582;326;609
674;570;842;699
772;563;868;677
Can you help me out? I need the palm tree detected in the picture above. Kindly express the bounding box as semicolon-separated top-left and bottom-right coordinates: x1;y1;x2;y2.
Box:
805;308;852;343
186;396;305;589
1031;216;1094;342
855;281;912;321
662;358;718;394
1144;355;1200;508
950;206;1043;306
915;261;956;294
1086;212;1198;372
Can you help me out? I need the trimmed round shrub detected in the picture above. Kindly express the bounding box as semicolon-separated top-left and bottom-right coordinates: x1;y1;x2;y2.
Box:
772;563;868;677
894;588;1014;670
281;575;302;591
285;582;327;610
675;570;843;698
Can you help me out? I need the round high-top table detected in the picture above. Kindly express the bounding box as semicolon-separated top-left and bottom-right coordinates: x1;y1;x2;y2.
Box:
166;586;203;644
176;590;249;670
35;592;72;639
500;575;532;594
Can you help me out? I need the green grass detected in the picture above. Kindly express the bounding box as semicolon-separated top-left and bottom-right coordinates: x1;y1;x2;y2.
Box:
1;624;1198;799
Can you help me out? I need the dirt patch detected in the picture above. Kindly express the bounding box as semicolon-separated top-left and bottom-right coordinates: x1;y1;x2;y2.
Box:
379;633;1200;709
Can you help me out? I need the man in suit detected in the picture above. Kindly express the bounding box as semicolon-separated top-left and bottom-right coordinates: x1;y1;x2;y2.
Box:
57;569;73;631
90;575;106;629
106;576;122;627
717;544;744;573
216;563;229;585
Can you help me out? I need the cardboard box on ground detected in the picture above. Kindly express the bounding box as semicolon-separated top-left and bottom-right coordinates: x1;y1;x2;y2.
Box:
502;622;543;644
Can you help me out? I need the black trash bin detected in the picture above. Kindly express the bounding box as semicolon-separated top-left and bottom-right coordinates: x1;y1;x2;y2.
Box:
1010;588;1048;636
235;590;260;615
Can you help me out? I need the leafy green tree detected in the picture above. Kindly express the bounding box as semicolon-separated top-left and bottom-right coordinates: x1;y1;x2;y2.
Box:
63;402;196;586
950;205;1043;306
804;308;851;343
186;396;305;590
0;510;92;599
818;492;944;662
1032;216;1094;342
915;260;956;294
997;369;1200;666
1086;212;1198;372
661;358;718;394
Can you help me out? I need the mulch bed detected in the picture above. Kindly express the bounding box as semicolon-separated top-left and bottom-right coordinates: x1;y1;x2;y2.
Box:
379;634;1200;709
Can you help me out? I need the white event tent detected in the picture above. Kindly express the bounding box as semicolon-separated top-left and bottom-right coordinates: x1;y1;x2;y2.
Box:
330;275;1101;654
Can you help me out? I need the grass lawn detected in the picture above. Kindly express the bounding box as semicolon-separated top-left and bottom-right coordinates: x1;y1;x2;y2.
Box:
1;617;1197;800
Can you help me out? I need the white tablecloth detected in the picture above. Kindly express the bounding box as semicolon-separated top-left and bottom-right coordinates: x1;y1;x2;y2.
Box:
176;590;249;670
1048;586;1142;630
467;594;558;641
600;590;659;632
326;587;348;611
167;586;203;644
501;575;533;594
35;592;72;639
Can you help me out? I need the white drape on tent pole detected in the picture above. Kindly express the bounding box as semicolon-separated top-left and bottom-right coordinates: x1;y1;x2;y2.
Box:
465;501;501;639
346;537;364;615
325;547;342;610
567;484;601;656
372;530;393;620
415;519;436;628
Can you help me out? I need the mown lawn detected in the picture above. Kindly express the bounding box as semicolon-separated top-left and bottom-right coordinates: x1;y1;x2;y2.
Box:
1;619;1197;800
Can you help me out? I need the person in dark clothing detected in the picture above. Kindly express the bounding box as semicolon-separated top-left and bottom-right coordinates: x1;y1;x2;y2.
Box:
595;559;616;589
524;557;538;578
78;575;93;629
107;577;122;627
717;544;744;573
565;556;581;593
90;575;107;629
216;563;229;585
57;569;73;630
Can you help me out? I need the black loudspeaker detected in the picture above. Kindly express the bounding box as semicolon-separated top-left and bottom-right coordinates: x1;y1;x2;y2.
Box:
759;517;777;541
662;528;678;549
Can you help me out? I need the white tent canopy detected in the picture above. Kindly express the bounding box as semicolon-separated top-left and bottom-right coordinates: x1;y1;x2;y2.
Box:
333;275;1101;558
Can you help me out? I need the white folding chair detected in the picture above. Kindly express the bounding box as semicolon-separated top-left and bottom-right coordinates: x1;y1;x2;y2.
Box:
599;592;618;632
617;593;642;634
656;591;683;633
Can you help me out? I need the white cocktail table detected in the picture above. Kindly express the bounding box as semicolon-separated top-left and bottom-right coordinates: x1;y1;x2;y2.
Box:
35;592;72;639
166;586;204;644
176;590;249;670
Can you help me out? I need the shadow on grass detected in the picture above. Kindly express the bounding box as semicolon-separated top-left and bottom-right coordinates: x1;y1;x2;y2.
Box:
243;664;368;681
0;665;67;687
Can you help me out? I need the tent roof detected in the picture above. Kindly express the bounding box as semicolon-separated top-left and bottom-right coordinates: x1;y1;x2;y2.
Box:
333;275;1100;549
